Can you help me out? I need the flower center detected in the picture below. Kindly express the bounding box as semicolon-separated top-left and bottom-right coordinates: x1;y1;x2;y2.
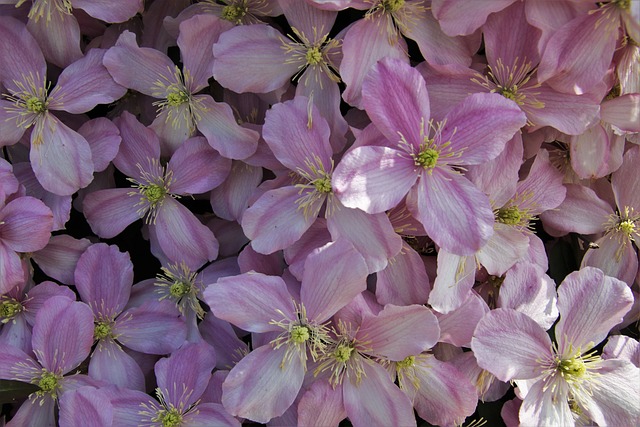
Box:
169;281;190;298
311;176;332;193
37;370;62;396
221;4;247;23
496;206;522;225
156;407;183;427
0;298;23;322
557;357;587;380
290;325;310;344
305;47;323;65
382;0;405;12
94;322;112;340
333;343;354;363
396;355;415;369
165;88;190;107
415;147;439;169
127;159;177;224
25;96;46;114
144;184;166;205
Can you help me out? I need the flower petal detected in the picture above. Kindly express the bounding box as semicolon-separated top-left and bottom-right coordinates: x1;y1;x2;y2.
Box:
168;136;231;194
83;188;142;239
88;339;145;391
0;196;52;252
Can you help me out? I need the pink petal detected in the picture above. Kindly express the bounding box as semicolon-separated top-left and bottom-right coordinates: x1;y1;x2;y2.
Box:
343;360;416;427
358;304;439;360
555;267;633;353
471;308;553;381
177;14;225;90
612;144;640;211
0;241;24;294
83;188;142;238
154;198;218;269
327;204;403;274
30;114;94;196
375;242;430;306
428;250;476;314
519;379;573;426
103;30;176;97
431;0;517;36
409;168;494;255
112;112;161;179
212;24;297;93
340;17;408;109
74;243;133;318
241;185;318;254
300;239;368;322
297;380;346;426
601;94;640;133
210;160;262;221
477;225;529;276
195;95;260;160
32;297;94;374
441;93;527;165
77;118;121;173
498;262;559;330
262;95;333;173
436;292;488;347
528;84;600;135
0;16;46;86
203;272;295;333
0;196;52;252
280;0;337;41
48;49;126;114
540;184;612;235
59;386;114;427
167;136;231;194
333;146;417;214
362;57;430;148
88;339;145;391
222;345;305;423
73;0;143;23
26;11;82;68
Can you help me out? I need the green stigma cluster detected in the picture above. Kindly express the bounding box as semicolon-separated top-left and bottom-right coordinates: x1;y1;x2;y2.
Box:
291;325;311;344
415;147;439;169
382;0;405;13
557;356;587;380
94;322;112;340
496;206;523;225
221;4;247;24
155;407;183;427
0;298;22;322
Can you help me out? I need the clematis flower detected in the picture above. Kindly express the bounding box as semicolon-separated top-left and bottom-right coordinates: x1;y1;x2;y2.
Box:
0;296;95;426
104;18;259;157
110;341;240;427
74;243;188;391
0;17;126;195
472;267;639;426
242;95;402;273
203;239;369;423
333;57;527;256
0;194;53;294
83;112;230;269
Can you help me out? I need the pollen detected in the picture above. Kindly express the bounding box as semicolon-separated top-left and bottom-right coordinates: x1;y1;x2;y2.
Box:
396;355;415;369
0;298;23;323
415;147;439;169
94;322;112;340
291;325;310;344
221;4;247;24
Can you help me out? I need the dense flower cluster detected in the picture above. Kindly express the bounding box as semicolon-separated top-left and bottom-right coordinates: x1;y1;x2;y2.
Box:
0;0;639;426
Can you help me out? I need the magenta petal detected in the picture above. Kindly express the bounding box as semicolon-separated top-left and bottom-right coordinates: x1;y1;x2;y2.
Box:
300;239;368;322
362;57;430;147
59;386;113;427
196;95;260;160
441;93;526;165
242;185;318;254
153;198;218;269
30;114;94;196
168;136;231;194
155;341;216;408
212;24;297;93
74;243;133;318
114;301;186;355
0;344;40;380
32;296;94;374
0;196;52;252
89;339;144;391
333;146;417;214
409;169;494;256
83;188;142;238
343;360;417;427
472;308;552;381
204;272;295;333
103;30;176;97
358;304;439;360
222;345;305;423
48;49;126;114
555;267;633;353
